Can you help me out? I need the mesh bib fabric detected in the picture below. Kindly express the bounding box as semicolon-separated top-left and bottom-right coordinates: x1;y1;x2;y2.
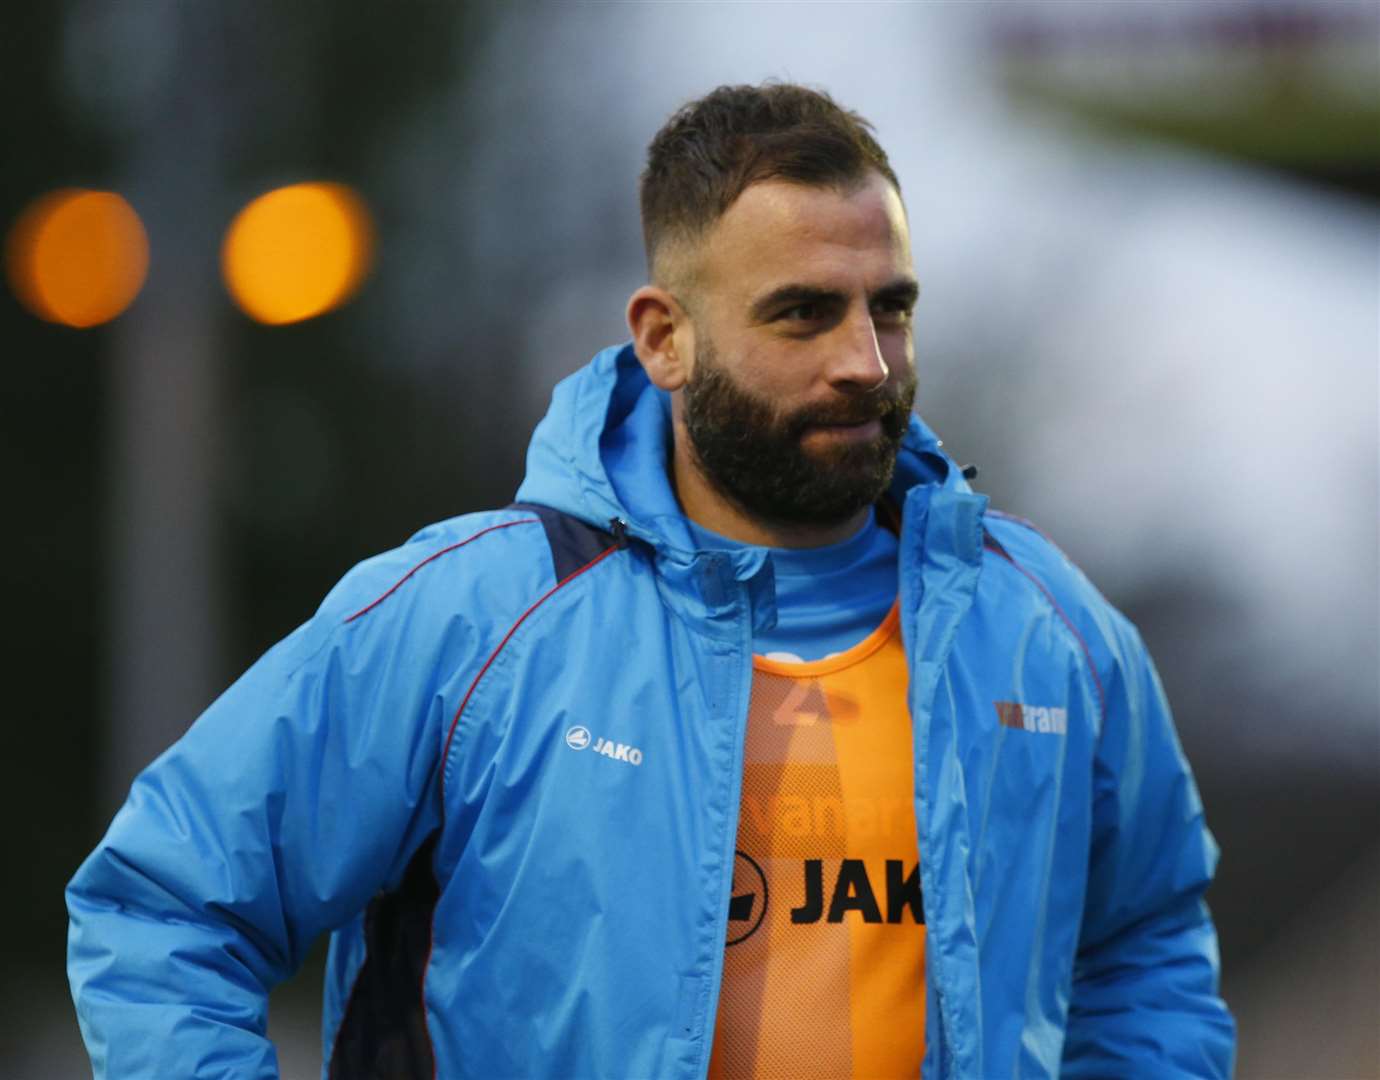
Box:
708;602;925;1080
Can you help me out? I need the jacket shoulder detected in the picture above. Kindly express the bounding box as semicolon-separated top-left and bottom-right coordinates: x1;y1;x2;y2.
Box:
983;510;1109;612
983;509;1146;708
311;508;555;626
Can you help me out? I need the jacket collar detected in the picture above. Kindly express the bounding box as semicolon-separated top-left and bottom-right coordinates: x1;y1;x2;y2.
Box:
515;342;972;561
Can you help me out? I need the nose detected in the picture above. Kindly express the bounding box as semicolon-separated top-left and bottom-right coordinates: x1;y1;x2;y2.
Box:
828;311;890;393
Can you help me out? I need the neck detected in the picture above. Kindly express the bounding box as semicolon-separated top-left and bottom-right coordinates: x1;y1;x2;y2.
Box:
670;439;870;549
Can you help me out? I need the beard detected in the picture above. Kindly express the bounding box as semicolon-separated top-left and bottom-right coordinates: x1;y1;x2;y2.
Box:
681;336;916;529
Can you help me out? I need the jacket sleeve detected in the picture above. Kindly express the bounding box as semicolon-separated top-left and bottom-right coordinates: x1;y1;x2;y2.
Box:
1060;613;1236;1078
66;554;452;1079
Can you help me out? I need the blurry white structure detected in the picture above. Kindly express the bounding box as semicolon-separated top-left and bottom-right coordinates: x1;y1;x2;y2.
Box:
63;1;232;815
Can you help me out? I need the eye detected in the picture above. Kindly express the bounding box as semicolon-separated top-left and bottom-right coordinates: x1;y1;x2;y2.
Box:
781;302;821;321
872;298;914;323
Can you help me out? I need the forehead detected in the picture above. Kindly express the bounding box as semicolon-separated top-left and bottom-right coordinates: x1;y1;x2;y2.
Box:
696;172;913;300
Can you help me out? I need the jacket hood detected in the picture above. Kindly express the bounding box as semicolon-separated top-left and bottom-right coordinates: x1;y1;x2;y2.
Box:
515;342;970;555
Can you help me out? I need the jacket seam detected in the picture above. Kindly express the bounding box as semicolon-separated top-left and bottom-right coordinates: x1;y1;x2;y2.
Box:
436;542;623;808
422;541;623;1080
984;540;1108;726
344;517;541;624
985;509;1077;567
323;516;542;1077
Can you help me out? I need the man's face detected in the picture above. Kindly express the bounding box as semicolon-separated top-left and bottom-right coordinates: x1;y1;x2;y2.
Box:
683;332;915;527
675;172;919;529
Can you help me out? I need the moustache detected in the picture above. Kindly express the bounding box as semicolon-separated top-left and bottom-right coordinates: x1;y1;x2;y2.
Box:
784;393;912;439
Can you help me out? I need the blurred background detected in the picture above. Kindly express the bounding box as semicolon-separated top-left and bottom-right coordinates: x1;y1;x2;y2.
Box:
3;1;1376;1077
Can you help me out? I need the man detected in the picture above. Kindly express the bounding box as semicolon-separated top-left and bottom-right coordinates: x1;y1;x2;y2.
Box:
67;83;1235;1078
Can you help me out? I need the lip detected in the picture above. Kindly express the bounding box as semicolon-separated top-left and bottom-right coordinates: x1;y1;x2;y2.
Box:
802;418;882;444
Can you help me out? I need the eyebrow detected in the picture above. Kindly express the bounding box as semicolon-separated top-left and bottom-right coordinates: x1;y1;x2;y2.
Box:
748;277;920;322
872;278;920;310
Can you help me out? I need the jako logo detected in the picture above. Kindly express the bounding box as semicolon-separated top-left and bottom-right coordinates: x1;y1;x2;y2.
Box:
994;701;1068;735
565;726;643;766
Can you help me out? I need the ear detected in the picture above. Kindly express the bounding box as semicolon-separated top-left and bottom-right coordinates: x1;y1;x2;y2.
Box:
626;285;691;392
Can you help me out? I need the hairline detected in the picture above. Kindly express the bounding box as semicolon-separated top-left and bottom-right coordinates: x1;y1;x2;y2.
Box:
649;167;902;296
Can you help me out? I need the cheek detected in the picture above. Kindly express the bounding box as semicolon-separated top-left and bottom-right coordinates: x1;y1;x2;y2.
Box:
735;341;810;402
764;365;821;406
880;333;914;377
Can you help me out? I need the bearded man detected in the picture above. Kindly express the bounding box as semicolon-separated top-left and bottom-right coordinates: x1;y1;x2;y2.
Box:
67;83;1235;1079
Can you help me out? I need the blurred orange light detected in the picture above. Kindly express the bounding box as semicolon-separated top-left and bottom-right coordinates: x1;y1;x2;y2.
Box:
221;182;373;325
5;189;149;328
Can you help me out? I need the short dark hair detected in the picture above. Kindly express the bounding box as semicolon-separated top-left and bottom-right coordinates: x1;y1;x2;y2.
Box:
640;82;900;281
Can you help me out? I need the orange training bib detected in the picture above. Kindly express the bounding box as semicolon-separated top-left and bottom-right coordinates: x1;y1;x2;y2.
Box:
708;602;925;1079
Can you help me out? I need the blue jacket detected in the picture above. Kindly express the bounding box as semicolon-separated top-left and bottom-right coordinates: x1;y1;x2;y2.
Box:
67;343;1235;1079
